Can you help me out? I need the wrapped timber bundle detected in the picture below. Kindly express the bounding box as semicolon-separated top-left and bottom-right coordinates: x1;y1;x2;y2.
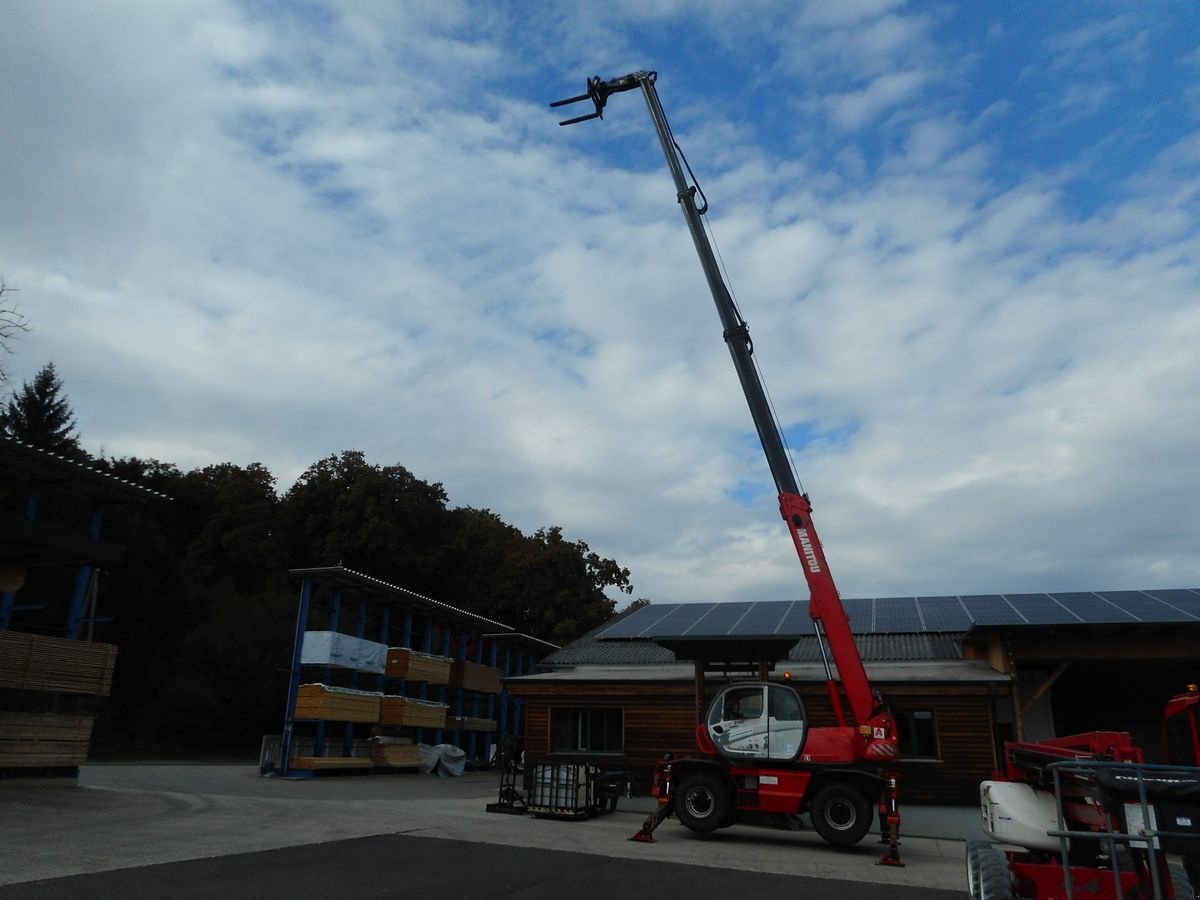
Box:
0;712;94;768
0;632;117;696
385;647;452;684
293;684;381;723
379;695;449;729
448;660;502;694
300;631;387;674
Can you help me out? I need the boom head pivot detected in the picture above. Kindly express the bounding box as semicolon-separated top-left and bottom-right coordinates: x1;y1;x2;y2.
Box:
549;71;650;126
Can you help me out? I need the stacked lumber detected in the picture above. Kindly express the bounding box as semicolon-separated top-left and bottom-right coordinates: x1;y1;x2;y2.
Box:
0;632;117;696
293;684;381;723
444;715;497;733
370;737;422;768
379;695;448;728
385;647;452;684
289;756;374;770
0;712;94;768
449;660;502;694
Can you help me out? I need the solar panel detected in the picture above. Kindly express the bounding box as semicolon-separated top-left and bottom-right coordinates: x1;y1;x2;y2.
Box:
653;602;721;636
594;603;684;639
1144;589;1200;619
596;587;1200;643
914;596;972;632
683;601;750;635
873;598;923;632
841;597;873;633
732;601;794;636
1097;591;1187;623
1050;592;1136;624
961;595;1025;626
775;601;816;636
1002;594;1081;625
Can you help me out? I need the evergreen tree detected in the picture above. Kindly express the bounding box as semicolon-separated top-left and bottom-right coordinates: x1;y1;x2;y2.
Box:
0;361;84;458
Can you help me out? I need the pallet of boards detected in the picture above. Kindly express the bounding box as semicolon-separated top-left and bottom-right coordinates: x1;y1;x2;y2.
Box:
370;737;423;768
444;715;497;733
293;684;381;723
379;696;448;729
385;647;452;684
0;712;94;768
448;660;502;694
0;632;117;696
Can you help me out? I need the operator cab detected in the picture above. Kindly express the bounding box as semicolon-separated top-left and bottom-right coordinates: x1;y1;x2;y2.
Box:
706;682;807;762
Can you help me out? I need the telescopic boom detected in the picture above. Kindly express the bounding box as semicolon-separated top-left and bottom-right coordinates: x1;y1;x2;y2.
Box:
552;72;895;754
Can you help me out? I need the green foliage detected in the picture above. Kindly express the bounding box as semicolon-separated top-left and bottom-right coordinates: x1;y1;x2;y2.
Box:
283;451;451;594
86;448;637;754
0;361;85;458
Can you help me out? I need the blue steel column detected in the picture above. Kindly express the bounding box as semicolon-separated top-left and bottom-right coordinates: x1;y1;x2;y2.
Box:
66;507;105;639
315;592;342;758
378;607;391;693
279;576;315;777
498;643;511;739
455;633;468;739
436;626;452;745
485;639;499;763
418;619;433;743
1;492;41;630
345;597;367;757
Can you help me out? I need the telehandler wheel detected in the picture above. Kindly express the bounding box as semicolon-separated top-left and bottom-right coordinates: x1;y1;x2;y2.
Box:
975;846;1013;900
809;783;873;846
675;771;731;834
1167;861;1195;900
965;839;991;898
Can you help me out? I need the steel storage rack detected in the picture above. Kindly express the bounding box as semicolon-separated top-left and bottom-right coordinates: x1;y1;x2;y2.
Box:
274;565;556;777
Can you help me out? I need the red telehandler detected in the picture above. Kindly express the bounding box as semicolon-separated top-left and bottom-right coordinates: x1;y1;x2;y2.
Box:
968;685;1200;899
551;72;903;865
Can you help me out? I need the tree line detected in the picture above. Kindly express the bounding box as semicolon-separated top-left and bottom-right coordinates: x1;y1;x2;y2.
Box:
1;362;642;756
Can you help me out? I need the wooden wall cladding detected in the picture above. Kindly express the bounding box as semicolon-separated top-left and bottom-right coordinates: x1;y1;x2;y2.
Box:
0;632;117;696
294;684;381;723
0;712;94;768
449;661;502;694
385;648;452;684
379;696;448;729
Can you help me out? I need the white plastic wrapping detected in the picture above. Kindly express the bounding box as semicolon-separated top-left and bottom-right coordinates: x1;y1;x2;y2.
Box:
300;631;388;674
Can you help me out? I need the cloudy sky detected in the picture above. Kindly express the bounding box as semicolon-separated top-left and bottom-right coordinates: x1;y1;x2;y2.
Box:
2;1;1198;607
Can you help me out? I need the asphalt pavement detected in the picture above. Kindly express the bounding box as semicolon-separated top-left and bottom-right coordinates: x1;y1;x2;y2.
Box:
0;765;974;898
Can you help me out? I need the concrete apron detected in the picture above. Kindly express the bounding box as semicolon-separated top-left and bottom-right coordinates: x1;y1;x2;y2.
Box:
0;766;972;893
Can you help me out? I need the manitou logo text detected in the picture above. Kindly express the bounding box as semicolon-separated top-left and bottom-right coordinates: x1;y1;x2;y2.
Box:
798;530;821;574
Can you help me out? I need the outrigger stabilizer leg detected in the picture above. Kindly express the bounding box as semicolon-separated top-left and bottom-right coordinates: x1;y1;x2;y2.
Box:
876;772;904;867
630;800;673;842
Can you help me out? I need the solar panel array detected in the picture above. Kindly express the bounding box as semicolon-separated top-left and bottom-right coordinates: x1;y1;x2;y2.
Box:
596;589;1200;641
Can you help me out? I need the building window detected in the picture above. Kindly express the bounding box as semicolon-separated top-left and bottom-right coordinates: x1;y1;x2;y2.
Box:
896;709;939;760
550;707;623;754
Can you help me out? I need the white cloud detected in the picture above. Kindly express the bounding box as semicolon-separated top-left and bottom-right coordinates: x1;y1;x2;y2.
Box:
2;1;1199;609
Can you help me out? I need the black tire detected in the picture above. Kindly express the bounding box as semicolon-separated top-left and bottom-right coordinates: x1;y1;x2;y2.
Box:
809;782;873;846
965;839;991;898
674;770;732;834
976;846;1013;900
1167;861;1195;900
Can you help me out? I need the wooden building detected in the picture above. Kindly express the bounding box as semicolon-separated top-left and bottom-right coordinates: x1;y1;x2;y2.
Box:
506;590;1200;804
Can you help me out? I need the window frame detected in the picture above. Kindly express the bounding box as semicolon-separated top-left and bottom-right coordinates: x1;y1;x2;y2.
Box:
895;708;940;761
549;706;624;755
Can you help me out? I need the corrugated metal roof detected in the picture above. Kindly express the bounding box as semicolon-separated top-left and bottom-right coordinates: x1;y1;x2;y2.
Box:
539;619;966;668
